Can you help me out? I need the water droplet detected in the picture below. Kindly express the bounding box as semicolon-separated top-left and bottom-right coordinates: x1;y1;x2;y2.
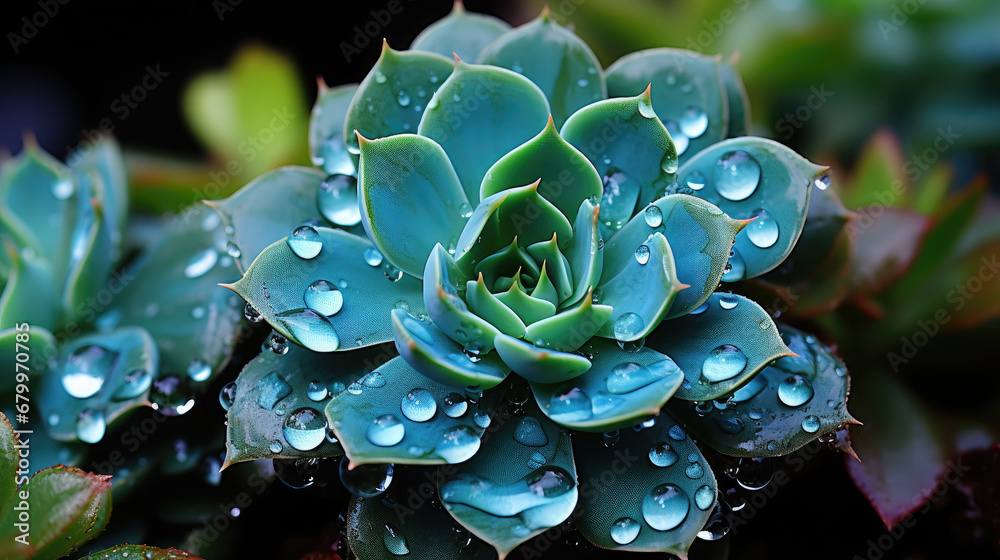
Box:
633;244;651;265
401;388;436;422
548;387;593;423
835;365;847;378
263;331;289;355
668;424;687;441
75;409;106;443
637;96;656;119
347;382;363;395
225;241;241;259
664;120;689;155
277;308;340;352
383;263;403;281
273;457;320;489
513;417;548;447
802;415;820;433
219;381;237;411
695;485;715;510
722;247;746;281
612;313;644;342
714;416;745;435
686;461;704;479
527;451;547;469
436;426;481;463
184;248;218;278
643;206;663;228
603;429;620;447
339;457;394;497
719;294;739;310
610;517;641;545
374;70;387;84
362;371;387;388
61;345;115;399
736;457;774;491
396;91;411;107
607;359;680;394
747;209;779;248
679;105;708;138
814;172;832;190
642;484;690;531
307;380;329;401
600;168;641;233
304;280;344;316
442;393;468;418
244;302;263;323
649;442;679;467
577;78;589;87
47;413;59;426
714;150;761;201
150;375;195;416
280;407;327;451
255;372;292;410
473;410;491;428
52;178;74;200
288;225;322;259
383;523;410;555
184;360;210;382
685;169;706;191
367;414;405;447
318;174;362;227
702;345;747;382
441;466;574;520
730;374;767;403
777;374;814;407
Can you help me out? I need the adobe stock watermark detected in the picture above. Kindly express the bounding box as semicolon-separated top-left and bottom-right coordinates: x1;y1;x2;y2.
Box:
7;0;71;53
774;84;834;140
339;0;414;62
878;0;929;41
683;0;751;53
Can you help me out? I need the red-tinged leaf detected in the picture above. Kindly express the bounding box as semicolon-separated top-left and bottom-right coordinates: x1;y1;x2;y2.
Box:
0;466;112;559
840;129;909;209
847;369;950;528
848;206;931;295
79;544;205;559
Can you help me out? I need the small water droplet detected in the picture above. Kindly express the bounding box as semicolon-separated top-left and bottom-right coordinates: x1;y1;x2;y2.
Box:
187;360;211;382
401;388;436;422
244;302;263;323
339;457;394;497
814;172;832;190
747;209;779;248
736;457;774;491
219;381;237;411
442;392;468;418
184;248;218;278
715;150;761;201
634;244;651;265
612;313;644;342
649;442;679;467
225;241;241;258
307;380;329;401
363;247;384;267
668;424;687;441
288;226;323;259
263;331;289;355
642;484;690;531
610;517;641;545
802;415;820;433
603;429;621;447
702;345;747;382
383;523;410;555
273;457;320;489
686;461;705;479
473;410;491;428
685;169;706;191
513;417;548;447
577;78;589;87
367;414;405;447
527;451;547;469
75;409;106;444
719;294;739;310
61;345;115;398
304;279;344;316
548;386;593;423
777;374;814;407
679;105;708;138
643;205;663;227
396;91;411;107
374;70;387;84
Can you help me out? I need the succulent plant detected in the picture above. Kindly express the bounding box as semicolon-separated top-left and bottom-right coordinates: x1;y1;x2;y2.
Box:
215;4;857;558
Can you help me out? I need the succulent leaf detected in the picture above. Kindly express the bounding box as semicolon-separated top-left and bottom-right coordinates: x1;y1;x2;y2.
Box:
410;2;511;63
572;413;716;555
437;396;578;559
41;326;158;443
344;45;455;163
669;324;855;457
309;82;358;176
79;545;204;560
480;116;603;220
231;226;425;352
478;10;606;127
0;326;56;396
69;137;128;253
564;198;604;307
718;59;751;138
423;244;502;354
561;88;678;218
418;62;550;203
677;136;825;280
493;333;592;383
358;134;470;278
0;414;17;517
602;195;742;318
605;48;728;163
646;293;792;402
326;355;492;466
0;244;59;330
595;232;686;341
392;309;511;390
0;143;75;262
529;338;683;431
63;175;112;322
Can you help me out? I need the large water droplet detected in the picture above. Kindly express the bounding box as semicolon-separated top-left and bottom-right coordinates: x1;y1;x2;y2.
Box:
802;415;820;433
513;417;548;447
315;137;356;176
736;457;774;491
318;174;361;226
702;345;747;382
282;407;327;451
219;381;237;411
277;308;340;352
747;209;779;248
612;313;644;342
548;387;593;423
367;414;405;447
607;359;680;394
600;168;641;232
306;380;329;402
184;248;218;278
288;226;323;259
642;484;690;531
256;372;292;410
680;105;709;138
61;345;116;398
610;517;641;545
187;360;211;382
304;279;344;316
75;409;106;443
664;120;689;155
440;466;574;518
695;485;715;510
649;442;679;467
436;426;481;463
644;205;663;227
441;392;468;418
714;150;761;201
383;523;410;555
112;368;152;401
364;247;384;267
401;388;436;422
274;457;320;489
777;374;814;407
339;457;393;497
634;244;650;265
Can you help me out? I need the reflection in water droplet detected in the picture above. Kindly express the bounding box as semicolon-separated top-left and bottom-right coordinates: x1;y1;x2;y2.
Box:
649;442;679;467
610;517;641;545
644;205;663;227
719;294;739;310
513;417;548;447
367;414;405;447
686;461;704;479
473;410;491;428
225;241;241;259
277;308;340;352
664;120;689;155
715;150;761;201
612;313;644;342
680;105;709;138
318;174;362;226
396;90;411;107
383;523;410;555
642;484;689;531
288;226;323;259
802;415;820;433
283;407;328;451
777;375;814;407
549;387;593;423
61;345;116;398
702;345;747;382
442;393;468;418
304;280;344;316
722;247;746;281
814;172;832;190
747;209;779;248
307;380;329;402
736;457;774;491
634;244;650;265
187;360;211;382
695;485;715;510
76;409;106;444
219;382;237;410
184;248;218;278
340;457;394;497
606;359;680;394
685;170;706;190
440;466;575;520
364;247;384;267
436;426;481;463
401;388;436;422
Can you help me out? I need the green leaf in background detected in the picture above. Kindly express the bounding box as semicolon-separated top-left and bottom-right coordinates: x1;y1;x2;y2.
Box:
669;324;857;457
309;82;359;176
573;412;716;555
0;464;112;560
646;293;791;402
327;355;492;466
438;396;577;558
0;414;17;520
529;338;683;431
0;243;59;331
229;226;425;352
410;0;511;63
183;44;308;177
69;137;128;257
478;8;606;127
79;544;204;560
41;326;158;443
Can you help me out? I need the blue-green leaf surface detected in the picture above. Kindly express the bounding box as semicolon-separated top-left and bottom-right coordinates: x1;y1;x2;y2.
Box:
309;82;359;176
410;2;511;62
